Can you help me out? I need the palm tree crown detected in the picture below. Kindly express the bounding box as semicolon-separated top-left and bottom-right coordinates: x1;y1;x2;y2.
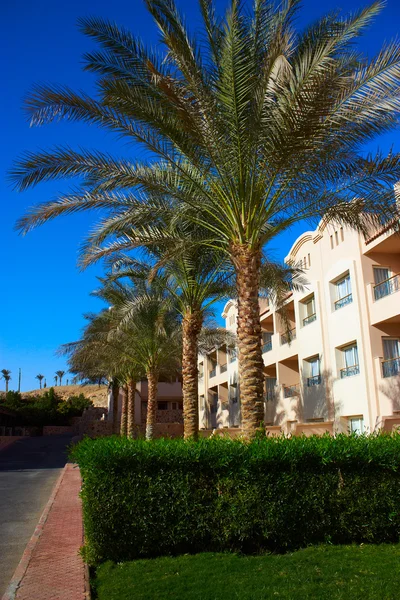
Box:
1;369;12;394
35;373;45;389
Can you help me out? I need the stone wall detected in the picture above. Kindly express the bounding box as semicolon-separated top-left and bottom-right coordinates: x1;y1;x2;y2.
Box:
138;423;183;438
43;426;74;435
141;407;183;424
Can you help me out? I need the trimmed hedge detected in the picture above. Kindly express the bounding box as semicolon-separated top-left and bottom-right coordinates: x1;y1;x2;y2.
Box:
70;434;400;565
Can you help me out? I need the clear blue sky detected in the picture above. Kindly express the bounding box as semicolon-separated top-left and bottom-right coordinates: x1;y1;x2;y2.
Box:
2;0;399;391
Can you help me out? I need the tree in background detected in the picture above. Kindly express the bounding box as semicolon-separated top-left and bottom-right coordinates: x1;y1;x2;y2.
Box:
54;375;58;386
1;369;12;394
35;373;45;389
55;370;66;386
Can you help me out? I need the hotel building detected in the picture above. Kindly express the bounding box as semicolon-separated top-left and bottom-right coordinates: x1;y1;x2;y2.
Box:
198;219;400;436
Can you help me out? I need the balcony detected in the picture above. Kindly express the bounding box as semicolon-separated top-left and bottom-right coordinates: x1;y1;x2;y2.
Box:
283;383;300;398
307;374;321;387
262;340;272;353
374;274;400;301
303;313;316;326
220;363;227;374
382;356;400;378
281;328;296;345
335;293;353;310
340;364;360;379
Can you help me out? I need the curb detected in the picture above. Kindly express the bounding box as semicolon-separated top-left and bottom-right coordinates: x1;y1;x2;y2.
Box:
1;465;68;600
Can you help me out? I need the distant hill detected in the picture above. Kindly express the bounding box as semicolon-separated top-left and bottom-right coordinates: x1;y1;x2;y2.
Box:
2;384;109;408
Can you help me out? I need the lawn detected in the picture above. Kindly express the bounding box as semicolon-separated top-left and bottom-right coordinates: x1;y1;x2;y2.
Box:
93;544;400;600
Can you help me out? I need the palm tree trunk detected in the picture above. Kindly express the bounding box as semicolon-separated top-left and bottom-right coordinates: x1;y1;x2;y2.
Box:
6;381;9;394
146;371;158;440
182;310;202;440
112;382;120;435
127;379;137;438
120;385;128;436
230;243;265;438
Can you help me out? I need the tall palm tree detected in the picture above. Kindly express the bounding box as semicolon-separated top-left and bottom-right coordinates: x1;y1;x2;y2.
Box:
35;373;45;389
54;375;58;386
61;312;134;434
11;1;400;435
94;276;182;440
105;226;232;439
1;369;11;394
55;370;65;386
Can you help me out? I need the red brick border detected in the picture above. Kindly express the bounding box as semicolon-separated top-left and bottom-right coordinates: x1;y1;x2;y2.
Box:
1;464;89;600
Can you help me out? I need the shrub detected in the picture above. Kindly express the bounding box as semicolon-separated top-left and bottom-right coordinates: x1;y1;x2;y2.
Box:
1;388;93;427
70;434;400;565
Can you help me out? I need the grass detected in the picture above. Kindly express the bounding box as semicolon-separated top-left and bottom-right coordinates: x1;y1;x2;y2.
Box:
93;544;400;599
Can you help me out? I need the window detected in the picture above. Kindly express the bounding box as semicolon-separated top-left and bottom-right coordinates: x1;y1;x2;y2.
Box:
199;395;205;410
262;331;272;353
302;295;316;326
229;314;235;326
157;401;168;411
179;402;183;410
265;377;277;401
230;384;238;403
374;267;390;285
229;347;238;362
373;267;399;300
340;343;359;378
330;235;334;249
335;231;339;246
382;338;400;378
340;227;344;242
334;273;352;310
306;356;321;386
308;253;311;267
349;417;364;435
199;363;204;379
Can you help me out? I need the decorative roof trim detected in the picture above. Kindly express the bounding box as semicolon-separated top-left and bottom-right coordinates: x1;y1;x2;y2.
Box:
221;299;237;319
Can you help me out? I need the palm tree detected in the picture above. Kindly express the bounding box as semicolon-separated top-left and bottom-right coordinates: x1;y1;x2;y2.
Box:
35;373;45;389
105;226;232;439
54;375;58;386
55;370;66;386
60;313;131;434
94;276;182;440
1;369;11;394
11;1;400;436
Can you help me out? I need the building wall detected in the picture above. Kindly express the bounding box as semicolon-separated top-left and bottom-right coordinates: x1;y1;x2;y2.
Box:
199;220;400;434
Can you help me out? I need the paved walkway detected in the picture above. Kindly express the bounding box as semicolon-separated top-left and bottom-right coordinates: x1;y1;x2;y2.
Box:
10;464;87;600
0;436;72;597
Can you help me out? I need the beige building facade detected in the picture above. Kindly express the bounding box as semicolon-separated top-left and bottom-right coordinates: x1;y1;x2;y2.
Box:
199;220;400;436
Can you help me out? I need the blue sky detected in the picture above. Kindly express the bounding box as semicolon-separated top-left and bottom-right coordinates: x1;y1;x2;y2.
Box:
2;0;400;391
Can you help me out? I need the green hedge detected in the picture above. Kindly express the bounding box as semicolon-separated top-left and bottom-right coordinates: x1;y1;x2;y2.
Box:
70;434;400;565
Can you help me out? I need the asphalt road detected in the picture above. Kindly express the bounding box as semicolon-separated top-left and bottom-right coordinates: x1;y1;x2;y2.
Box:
0;435;72;597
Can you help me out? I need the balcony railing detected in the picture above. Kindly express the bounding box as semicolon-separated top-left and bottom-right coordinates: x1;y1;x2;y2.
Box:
307;374;321;387
382;356;400;378
340;364;360;379
335;293;353;310
303;313;316;326
262;340;272;353
374;274;400;301
283;384;300;398
281;328;296;345
220;363;227;374
209;368;217;378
